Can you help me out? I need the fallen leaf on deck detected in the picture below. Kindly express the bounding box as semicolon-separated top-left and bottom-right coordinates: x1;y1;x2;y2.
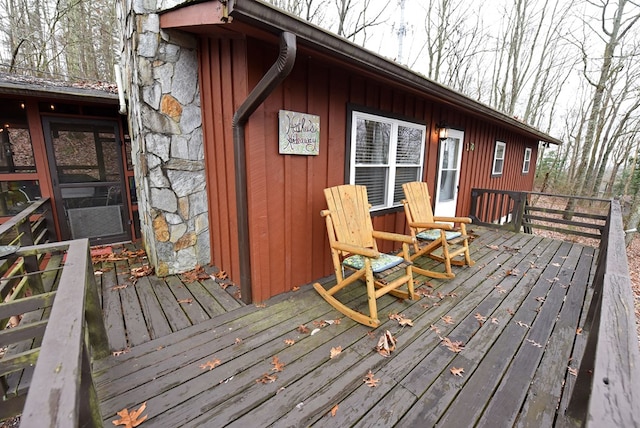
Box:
507;308;515;316
330;404;339;417
214;270;228;280
177;298;193;304
112;402;147;428
415;287;432;297
568;367;578;376
363;370;379;387
284;339;295;346
235;338;242;344
131;265;154;278
487;245;500;250
494;285;507;294
430;324;441;334
375;330;397;357
491;317;500;324
256;373;277;384
440;336;465;353
450;367;465;377
420;303;431;309
525;339;543;348
313;320;328;328
389;313;413;327
441;315;455;325
551;262;561;267
535;296;546;302
233;290;242;300
474;313;487;325
271;355;285;372
292;286;300;291
505;269;519;276
112;348;130;357
311;328;321;335
111;284;128;290
515;320;530;329
576;328;583;335
330;346;342;359
255;303;266;308
297;324;310;334
200;358;221;370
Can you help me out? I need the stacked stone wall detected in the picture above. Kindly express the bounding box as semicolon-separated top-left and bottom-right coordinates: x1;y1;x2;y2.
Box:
117;0;210;275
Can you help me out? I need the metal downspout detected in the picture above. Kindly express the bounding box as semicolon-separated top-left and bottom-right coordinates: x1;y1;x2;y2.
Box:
232;32;297;303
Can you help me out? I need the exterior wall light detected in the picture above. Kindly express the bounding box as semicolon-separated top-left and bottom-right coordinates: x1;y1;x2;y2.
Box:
436;122;448;141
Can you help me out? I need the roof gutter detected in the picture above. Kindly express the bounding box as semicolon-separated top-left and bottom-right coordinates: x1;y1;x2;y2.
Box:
227;0;561;146
232;31;297;303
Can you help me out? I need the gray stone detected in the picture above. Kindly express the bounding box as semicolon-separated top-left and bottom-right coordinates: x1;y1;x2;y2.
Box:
170;135;190;159
172;50;198;104
138;58;154;86
156;241;175;262
188;127;204;160
138;32;159;58
164;158;203;172
133;0;157;14
145;133;171;162
165;213;183;225
170;223;187;243
149;166;169;188
167;169;206;197
142;82;161;109
153;63;174;93
159;0;186;11
147;153;162;170
190;190;208;216
179;105;201;135
141;13;159;33
141;106;179;134
194;212;208;234
175;246;197;271
196;229;211;265
161;29;197;49
151;188;177;212
159;43;180;63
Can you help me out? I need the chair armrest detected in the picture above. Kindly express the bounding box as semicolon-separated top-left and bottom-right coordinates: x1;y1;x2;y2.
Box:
409;221;453;230
331;242;379;258
372;230;416;244
433;216;472;224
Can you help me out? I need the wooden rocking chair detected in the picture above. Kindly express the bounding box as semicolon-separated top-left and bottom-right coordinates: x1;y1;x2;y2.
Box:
402;181;474;279
313;185;416;327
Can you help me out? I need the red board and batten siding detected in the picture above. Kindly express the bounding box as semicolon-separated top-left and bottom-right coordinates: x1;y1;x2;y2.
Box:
199;36;539;302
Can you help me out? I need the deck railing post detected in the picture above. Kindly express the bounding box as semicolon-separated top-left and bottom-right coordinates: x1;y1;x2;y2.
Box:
16;217;44;294
84;250;109;360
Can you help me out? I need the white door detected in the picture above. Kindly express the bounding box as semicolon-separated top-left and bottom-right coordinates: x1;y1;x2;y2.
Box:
434;129;464;218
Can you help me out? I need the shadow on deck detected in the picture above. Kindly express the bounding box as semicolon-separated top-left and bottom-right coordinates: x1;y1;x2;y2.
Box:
93;227;597;426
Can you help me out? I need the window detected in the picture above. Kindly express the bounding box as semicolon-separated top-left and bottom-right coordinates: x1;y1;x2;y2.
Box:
522;147;532;174
349;111;425;210
492;141;506;176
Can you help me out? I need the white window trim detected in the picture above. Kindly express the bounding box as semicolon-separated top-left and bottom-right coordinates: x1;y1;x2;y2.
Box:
522;147;532;174
492;141;506;176
349;111;426;210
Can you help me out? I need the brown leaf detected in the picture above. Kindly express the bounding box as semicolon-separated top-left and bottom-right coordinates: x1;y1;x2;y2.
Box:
487;245;500;250
330;404;339;417
235;337;243;344
429;324;441;335
214;270;228;280
389;313;413;327
363;370;379;387
450;367;465;377
375;330;397;357
415;287;432;297
525;339;543;348
256;373;277;384
200;358;221;371
474;313;487;324
568;367;578;376
284;339;296;346
515;320;530;329
181;265;210;283
491;317;500;324
494;285;507;294
177;298;193;304
131;265;154;278
441;315;454;325
271;355;286;372
112;348;130;357
111;284;128;291
297;324;310;334
112;402;148;428
292;286;300;292
576;328;583;335
330;346;342;359
505;268;519;276
440;336;465;353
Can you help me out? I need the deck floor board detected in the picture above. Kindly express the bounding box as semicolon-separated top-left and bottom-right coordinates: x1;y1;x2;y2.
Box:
93;227;598;427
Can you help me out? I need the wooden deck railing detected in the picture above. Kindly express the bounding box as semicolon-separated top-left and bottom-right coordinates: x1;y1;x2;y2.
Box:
470;190;640;425
470;189;609;241
564;200;640;426
0;200;109;426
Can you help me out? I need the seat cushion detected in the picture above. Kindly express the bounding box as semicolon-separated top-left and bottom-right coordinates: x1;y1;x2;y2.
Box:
343;253;405;273
417;229;462;241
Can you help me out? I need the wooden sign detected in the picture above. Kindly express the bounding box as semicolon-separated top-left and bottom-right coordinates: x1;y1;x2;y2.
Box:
278;110;320;155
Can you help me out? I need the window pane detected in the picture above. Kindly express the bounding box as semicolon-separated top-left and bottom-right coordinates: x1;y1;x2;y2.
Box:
355;167;387;206
494;159;504;175
356;118;390;164
0;180;41;216
441;139;460;170
393;167;420;204
496;144;505;160
0;100;36;173
438;170;456;202
396;126;423;164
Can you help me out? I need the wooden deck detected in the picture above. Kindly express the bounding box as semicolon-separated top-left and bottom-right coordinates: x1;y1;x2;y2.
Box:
92;227;597;426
